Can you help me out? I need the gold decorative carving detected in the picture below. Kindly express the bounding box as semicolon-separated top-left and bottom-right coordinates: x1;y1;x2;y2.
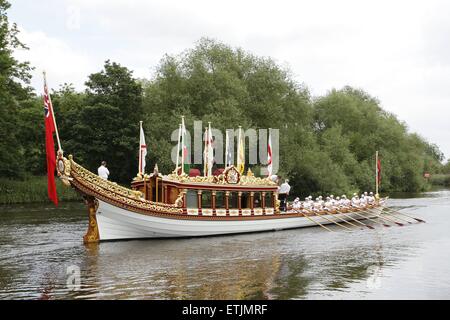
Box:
166;165;276;186
174;191;184;207
275;200;280;214
83;197;99;243
62;155;183;215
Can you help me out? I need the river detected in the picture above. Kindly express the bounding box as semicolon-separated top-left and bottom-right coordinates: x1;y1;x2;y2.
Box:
1;189;450;299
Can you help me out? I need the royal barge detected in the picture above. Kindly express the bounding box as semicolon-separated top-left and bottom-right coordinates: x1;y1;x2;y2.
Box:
56;153;384;243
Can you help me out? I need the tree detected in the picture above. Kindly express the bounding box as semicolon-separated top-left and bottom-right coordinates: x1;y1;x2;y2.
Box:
312;87;443;192
142;38;312;175
62;61;143;183
0;0;33;178
442;160;450;174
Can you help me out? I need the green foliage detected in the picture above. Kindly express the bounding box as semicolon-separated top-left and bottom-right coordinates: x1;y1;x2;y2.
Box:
142;38;312;175
429;174;450;187
309;87;442;193
0;0;33;178
442;160;450;175
60;61;143;183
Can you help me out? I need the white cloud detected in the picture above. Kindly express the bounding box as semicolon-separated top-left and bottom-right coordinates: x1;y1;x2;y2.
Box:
14;27;98;91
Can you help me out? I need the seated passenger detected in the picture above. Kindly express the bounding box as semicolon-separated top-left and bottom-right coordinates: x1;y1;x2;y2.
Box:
313;198;322;212
342;195;351;207
324;197;333;211
352;193;361;207
292;197;301;209
335;196;341;207
367;192;375;204
303;197;312;210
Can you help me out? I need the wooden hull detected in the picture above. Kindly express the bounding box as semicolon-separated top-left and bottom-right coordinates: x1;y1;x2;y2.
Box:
95;199;383;240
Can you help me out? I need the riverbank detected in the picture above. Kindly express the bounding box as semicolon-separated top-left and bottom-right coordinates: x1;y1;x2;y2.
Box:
429;174;450;187
0;176;80;205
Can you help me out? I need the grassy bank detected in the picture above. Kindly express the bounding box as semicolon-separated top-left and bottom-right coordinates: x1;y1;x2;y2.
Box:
429;174;450;187
0;176;81;204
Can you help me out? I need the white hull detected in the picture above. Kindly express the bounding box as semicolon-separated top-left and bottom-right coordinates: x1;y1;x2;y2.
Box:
95;200;383;241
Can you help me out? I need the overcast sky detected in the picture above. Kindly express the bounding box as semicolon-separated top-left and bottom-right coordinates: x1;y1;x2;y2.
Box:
10;0;450;160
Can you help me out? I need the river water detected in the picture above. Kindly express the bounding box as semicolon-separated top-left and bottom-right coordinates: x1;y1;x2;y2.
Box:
1;189;450;300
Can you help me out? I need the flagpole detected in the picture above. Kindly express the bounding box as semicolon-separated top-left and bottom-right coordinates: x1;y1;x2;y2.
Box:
203;127;208;176
43;71;62;153
175;124;181;174
375;150;379;196
181;116;185;175
237;126;244;174
237;126;240;171
225;130;229;167
208;122;212;177
138;121;143;175
267;128;272;177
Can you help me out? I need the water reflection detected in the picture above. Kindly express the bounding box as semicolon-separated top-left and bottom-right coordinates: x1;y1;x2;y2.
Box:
1;190;449;299
64;229;411;300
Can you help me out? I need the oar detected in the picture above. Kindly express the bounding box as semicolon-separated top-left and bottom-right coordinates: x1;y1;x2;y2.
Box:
384;207;426;223
335;208;375;229
328;209;360;228
294;209;334;232
313;211;352;231
360;208;404;226
375;208;413;224
348;207;391;227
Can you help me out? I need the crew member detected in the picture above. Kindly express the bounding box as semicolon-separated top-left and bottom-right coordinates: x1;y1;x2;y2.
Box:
278;179;291;212
292;197;301;210
98;161;110;180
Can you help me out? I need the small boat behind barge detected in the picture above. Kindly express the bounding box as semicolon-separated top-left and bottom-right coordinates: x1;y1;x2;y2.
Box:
56;154;385;243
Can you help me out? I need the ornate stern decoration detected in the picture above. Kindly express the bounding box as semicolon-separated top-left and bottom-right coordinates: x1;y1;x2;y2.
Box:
83;196;100;243
56;154;100;243
56;152;73;186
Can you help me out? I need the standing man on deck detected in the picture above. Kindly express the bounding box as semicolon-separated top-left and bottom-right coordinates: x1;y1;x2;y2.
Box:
278;178;291;212
98;161;110;180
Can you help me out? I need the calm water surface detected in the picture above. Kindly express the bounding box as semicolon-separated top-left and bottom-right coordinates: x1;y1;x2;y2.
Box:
1;189;450;299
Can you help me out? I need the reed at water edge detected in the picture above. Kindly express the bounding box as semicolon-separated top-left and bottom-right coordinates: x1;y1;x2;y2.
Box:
0;176;80;204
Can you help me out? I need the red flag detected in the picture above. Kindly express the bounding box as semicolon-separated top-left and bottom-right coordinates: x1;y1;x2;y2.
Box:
267;130;272;177
44;83;58;206
377;157;382;186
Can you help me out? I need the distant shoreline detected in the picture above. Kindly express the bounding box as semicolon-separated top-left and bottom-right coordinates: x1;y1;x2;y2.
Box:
0;176;80;205
1;174;449;205
428;174;450;187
